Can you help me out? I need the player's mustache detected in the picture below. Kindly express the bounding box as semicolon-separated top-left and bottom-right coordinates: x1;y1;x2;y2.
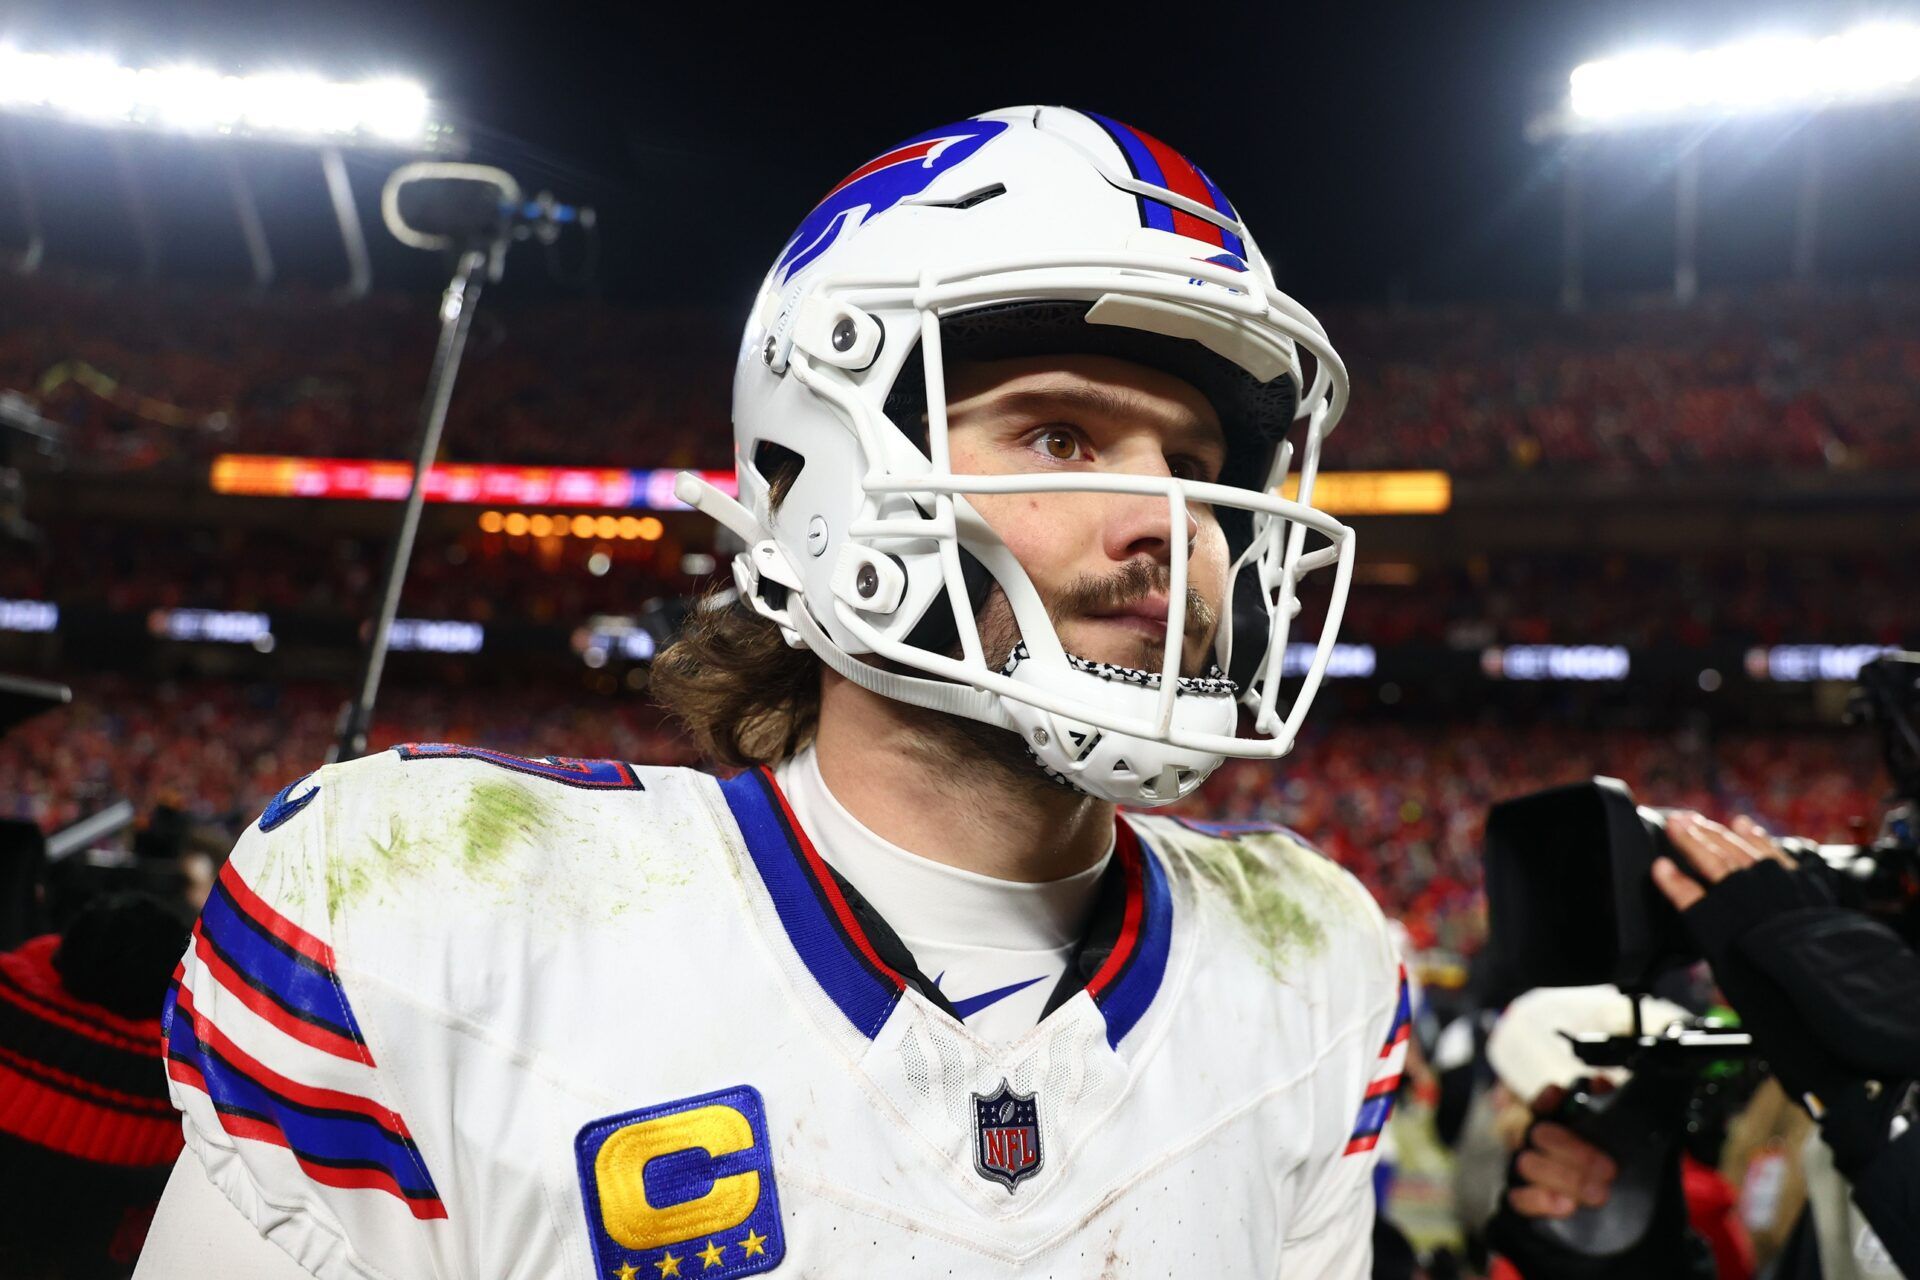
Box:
1049;561;1218;640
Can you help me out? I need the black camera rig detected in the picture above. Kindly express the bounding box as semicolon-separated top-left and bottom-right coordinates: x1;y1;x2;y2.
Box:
1480;652;1920;1268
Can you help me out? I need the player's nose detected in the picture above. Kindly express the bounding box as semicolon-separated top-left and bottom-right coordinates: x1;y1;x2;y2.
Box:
1101;483;1202;567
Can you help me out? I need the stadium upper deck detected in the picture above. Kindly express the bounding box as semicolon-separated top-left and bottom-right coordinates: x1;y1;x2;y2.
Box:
5;273;1918;476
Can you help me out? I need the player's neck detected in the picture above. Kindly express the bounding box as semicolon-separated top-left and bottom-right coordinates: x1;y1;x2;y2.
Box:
810;670;1113;884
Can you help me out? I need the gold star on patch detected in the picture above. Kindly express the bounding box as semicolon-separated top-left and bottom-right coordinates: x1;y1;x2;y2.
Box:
697;1239;726;1270
614;1264;637;1280
654;1252;682;1278
738;1229;767;1257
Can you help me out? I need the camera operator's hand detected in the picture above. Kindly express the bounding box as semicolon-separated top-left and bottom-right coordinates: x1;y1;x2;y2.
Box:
1652;811;1920;1174
1505;1084;1619;1219
1649;812;1793;911
1489;1082;1716;1279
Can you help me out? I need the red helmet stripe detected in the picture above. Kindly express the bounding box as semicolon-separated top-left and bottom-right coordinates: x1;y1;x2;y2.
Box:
1125;126;1226;248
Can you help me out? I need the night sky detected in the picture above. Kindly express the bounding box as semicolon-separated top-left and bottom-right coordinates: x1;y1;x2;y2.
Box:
4;0;1917;308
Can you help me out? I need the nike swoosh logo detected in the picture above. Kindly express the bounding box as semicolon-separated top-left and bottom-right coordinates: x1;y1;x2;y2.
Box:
948;975;1048;1021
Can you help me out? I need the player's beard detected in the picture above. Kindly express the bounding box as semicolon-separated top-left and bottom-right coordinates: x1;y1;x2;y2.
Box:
903;560;1220;802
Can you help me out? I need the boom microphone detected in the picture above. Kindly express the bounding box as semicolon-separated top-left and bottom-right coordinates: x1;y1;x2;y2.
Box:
380;163;594;261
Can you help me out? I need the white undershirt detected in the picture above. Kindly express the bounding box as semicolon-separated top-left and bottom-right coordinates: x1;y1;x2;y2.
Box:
773;746;1113;1043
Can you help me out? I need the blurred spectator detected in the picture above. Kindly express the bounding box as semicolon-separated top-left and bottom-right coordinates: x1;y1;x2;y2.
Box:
1181;720;1880;956
1322;551;1914;649
1331;286;1920;476
0;894;188;1279
0;818;50;952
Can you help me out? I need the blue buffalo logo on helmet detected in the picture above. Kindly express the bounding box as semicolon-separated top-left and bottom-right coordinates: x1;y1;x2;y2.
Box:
971;1079;1043;1192
774;118;1009;284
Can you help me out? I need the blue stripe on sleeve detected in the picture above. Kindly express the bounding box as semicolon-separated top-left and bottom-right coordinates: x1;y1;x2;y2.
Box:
1351;1091;1396;1140
197;882;364;1045
166;1006;439;1201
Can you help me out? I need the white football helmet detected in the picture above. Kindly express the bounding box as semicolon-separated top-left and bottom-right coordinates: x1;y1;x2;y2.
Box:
676;105;1354;807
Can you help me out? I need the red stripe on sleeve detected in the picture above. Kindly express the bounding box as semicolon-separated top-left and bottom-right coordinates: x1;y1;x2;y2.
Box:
165;1054;208;1095
191;925;372;1065
218;863;339;973
1365;1073;1403;1100
301;1161;449;1219
173;984;410;1141
205;1110;448;1220
217;863;338;973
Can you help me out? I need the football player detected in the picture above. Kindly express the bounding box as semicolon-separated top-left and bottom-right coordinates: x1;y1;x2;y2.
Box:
137;106;1606;1279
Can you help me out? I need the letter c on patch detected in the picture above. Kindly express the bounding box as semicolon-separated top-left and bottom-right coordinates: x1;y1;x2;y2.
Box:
594;1104;760;1250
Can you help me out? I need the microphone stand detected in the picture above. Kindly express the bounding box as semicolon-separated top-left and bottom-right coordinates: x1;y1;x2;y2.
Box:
330;244;494;762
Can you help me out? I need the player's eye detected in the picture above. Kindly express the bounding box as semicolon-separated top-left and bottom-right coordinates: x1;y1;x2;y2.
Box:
1028;427;1088;463
1169;455;1213;483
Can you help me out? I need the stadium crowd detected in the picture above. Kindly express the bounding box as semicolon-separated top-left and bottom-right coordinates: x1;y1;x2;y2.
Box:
6;272;1919;475
0;275;731;472
3;523;698;624
1332;551;1914;648
1329;287;1920;474
0;676;1883;959
0;677;697;839
8;528;1912;650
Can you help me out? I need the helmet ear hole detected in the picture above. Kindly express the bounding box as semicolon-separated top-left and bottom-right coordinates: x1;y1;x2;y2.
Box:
752;441;807;509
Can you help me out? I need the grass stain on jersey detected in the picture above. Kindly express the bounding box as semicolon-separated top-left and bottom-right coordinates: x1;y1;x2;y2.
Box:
332;771;685;924
458;779;550;873
326;853;377;916
334;778;551;911
1182;835;1329;975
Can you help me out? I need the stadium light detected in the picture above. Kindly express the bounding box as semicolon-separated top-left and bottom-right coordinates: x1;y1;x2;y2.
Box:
0;47;436;147
1558;21;1920;132
1536;20;1920;310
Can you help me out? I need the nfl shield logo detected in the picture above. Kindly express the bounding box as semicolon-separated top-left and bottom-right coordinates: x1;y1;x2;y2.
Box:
971;1079;1042;1192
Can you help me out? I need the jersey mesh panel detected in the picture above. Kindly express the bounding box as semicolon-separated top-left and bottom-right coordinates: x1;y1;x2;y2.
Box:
900;1024;932;1101
889;1006;1114;1155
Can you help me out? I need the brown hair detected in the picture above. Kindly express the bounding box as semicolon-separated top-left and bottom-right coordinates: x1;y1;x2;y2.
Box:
647;454;821;768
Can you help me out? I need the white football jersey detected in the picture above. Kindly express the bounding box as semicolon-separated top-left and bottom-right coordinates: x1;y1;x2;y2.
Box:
162;744;1408;1280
